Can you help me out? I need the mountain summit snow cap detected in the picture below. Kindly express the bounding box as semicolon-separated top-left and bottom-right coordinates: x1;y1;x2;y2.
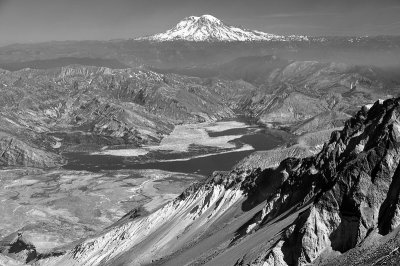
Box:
137;14;308;42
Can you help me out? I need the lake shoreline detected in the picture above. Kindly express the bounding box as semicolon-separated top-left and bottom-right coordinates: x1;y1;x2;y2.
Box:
63;119;293;176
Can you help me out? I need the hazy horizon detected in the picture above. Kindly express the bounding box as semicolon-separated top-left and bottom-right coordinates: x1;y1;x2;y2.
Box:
1;0;400;46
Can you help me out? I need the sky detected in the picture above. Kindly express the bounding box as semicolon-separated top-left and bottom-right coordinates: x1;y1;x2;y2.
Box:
0;0;400;46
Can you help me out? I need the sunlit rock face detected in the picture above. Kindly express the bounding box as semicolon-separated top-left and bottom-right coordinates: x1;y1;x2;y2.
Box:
252;98;400;265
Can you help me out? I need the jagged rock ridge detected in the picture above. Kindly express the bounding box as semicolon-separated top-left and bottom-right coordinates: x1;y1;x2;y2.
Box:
255;97;400;265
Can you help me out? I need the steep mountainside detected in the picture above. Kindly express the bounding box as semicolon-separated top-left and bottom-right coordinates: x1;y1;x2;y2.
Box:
245;61;399;128
159;57;400;133
33;98;400;265
137;15;307;42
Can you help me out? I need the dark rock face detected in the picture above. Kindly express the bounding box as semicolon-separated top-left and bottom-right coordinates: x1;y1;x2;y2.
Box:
0;233;37;263
247;98;400;265
320;226;400;265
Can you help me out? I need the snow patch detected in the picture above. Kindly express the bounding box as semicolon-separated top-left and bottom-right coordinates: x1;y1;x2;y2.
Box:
159;144;254;162
93;148;149;157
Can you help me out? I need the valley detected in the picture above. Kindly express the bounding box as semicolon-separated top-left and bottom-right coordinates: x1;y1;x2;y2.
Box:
0;119;295;255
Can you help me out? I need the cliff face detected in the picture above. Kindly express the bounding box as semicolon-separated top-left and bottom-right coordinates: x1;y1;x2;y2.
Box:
244;97;400;265
35;98;400;266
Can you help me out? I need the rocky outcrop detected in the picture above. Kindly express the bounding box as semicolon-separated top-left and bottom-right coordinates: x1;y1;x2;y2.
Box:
320;226;400;265
0;233;37;264
0;134;62;168
244;98;400;265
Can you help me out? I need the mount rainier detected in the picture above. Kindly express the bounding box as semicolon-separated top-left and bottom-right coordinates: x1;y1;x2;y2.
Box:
137;14;308;42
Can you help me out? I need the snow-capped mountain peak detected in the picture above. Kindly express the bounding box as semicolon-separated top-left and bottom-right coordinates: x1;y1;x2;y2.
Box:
137;14;308;42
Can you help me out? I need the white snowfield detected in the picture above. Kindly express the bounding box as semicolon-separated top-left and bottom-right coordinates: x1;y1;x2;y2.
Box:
137;14;308;42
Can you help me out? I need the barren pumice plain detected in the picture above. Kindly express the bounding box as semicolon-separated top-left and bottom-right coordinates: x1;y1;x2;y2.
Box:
0;168;203;252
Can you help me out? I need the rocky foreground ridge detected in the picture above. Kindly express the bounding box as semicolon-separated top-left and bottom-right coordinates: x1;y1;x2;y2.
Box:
27;98;400;265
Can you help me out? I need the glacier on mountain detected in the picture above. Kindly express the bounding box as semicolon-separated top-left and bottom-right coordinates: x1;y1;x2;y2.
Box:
137;14;308;42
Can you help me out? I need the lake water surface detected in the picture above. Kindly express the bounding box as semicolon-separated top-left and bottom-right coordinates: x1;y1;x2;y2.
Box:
64;120;292;176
